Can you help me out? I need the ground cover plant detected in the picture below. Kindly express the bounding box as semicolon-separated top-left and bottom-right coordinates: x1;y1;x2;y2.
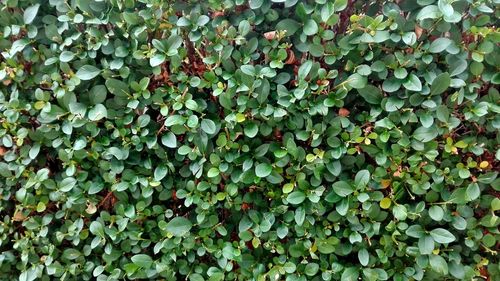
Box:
0;0;499;280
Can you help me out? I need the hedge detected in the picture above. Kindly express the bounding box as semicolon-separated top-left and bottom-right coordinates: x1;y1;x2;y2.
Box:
0;0;499;280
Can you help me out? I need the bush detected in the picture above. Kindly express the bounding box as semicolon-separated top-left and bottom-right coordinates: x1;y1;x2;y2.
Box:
1;0;499;280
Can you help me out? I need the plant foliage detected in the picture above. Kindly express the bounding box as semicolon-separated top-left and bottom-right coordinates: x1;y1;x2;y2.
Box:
0;0;499;280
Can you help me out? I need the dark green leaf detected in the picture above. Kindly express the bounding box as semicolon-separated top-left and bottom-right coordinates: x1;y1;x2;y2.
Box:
161;132;177;148
76;65;101;80
303;19;318;36
341;267;359;281
413;126;439;142
24;4;40;24
287;191;306;204
166;217;193;237
255;163;272;178
430;228;456;244
403;74;422;91
276;19;301;36
131;254;153;268
358;85;383;104
332;181;354;197
201;119;217;134
430;73;451;95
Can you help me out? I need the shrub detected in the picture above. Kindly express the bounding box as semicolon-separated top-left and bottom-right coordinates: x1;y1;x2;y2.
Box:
0;0;499;280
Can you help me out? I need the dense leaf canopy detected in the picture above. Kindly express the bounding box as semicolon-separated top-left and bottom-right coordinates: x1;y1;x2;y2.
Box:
0;0;499;280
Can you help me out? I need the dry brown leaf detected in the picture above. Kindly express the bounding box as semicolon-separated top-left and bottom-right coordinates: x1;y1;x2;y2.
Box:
13;210;26;221
284;49;296;65
381;179;392;189
264;31;277;40
86;201;97;214
415;25;423;39
339;108;350;117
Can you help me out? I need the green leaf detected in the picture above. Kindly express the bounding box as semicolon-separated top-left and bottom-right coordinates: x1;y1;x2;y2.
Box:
449;59;468;76
89;221;105;238
332;181;354;197
429;255;449;275
276;19;301;36
450;262;465;279
29;143;40;159
393;204;407;220
24;4;40;24
430;72;450;95
154;165;168;181
413;126;439;142
166;34;183;56
406;225;425;238
239;20;251;36
9;39;29;57
316;237;339;254
287;191;306;204
298;60;313;81
244;122;259;138
255;163;272;178
150;53;166;67
152;39;166;52
403;74;422;91
249;0;264;9
492;198;500;211
429;38;452;53
394;68;408;79
303;19;318;36
430;228;456;244
382;77;401;92
354;170;370;188
358;85;382;104
177;17;191;27
62;249;81;260
59;51;75;62
438;0;454;17
89;85;107;105
304;263;319;276
294;206;305;225
341;267;359;281
402;32;417;46
429;206;444;221
436;105;450;122
36;202;46;212
358;248;369;266
161;132;177;148
417;5;441;21
59;177;76;192
418;235;434;255
207;167;220;178
420;113;434;128
189;273;205;281
466;183;480;201
113;181;130;192
334;0;348;11
201;119;217;134
131;254;153;268
384;97;404;112
106;78;129;96
165;217;193;237
347;73;367;89
88;104;108;121
491;72;500;84
165;115;184;127
76;65;101;80
241;65;255;76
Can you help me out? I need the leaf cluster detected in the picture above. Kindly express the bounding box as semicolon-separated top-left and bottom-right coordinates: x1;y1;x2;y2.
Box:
0;0;499;280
